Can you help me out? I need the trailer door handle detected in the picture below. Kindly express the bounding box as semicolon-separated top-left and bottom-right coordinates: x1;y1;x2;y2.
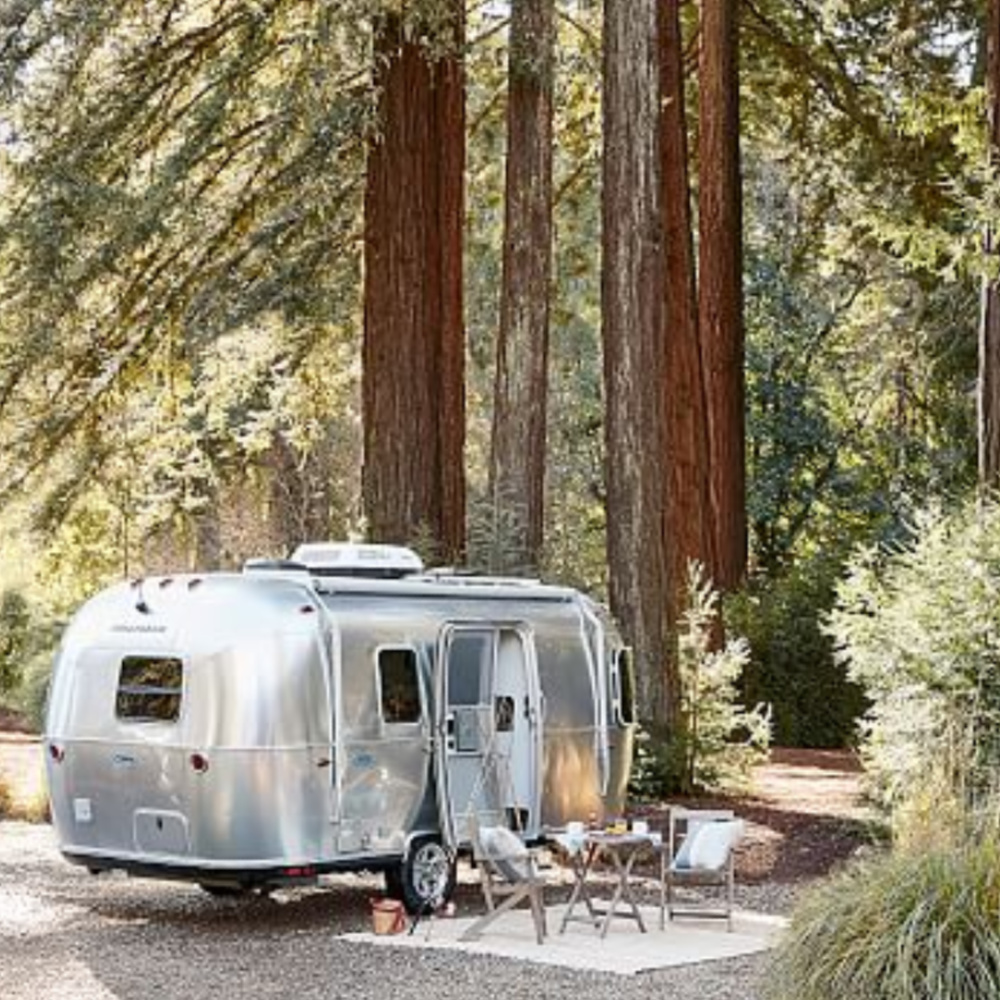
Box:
316;757;332;769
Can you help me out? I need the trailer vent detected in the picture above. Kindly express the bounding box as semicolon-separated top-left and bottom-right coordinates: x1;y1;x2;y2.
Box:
290;542;424;580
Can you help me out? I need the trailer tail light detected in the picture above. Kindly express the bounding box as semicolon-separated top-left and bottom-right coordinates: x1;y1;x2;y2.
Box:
190;752;209;774
49;743;65;764
299;605;316;615
282;865;316;879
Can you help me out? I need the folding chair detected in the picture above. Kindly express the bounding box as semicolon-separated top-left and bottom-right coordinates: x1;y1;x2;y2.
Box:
659;807;744;931
460;819;547;944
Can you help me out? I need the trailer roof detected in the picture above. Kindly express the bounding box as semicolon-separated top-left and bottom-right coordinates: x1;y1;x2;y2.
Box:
311;571;579;603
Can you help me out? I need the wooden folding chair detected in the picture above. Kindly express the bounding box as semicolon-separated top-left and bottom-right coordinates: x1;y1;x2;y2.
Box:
460;819;547;944
659;807;744;931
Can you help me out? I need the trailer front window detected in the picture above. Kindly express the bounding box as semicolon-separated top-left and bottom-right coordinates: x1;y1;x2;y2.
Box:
378;648;421;724
116;656;183;723
614;648;636;726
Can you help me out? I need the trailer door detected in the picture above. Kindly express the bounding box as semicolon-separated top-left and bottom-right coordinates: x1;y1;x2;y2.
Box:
434;624;540;847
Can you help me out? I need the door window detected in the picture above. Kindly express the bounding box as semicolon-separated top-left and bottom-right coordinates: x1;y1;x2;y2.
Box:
446;631;492;706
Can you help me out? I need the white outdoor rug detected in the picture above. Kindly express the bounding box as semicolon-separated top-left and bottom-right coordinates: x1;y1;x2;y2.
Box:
340;903;786;976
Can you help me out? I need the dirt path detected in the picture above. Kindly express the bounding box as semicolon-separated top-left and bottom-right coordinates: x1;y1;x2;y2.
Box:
727;747;874;884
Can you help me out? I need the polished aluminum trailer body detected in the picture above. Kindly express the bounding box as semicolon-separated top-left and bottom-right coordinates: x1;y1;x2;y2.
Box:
44;560;635;903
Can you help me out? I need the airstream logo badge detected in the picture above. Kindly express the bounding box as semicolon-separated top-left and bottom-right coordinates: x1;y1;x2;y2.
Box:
111;624;167;633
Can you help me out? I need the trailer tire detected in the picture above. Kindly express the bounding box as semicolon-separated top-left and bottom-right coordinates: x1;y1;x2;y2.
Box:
386;836;456;916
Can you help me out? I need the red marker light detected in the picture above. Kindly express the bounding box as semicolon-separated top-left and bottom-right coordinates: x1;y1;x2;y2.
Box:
190;752;209;773
49;743;65;763
299;605;316;615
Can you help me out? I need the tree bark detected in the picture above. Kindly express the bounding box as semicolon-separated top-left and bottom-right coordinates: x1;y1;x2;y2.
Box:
489;0;555;575
603;0;669;721
362;8;466;565
698;0;747;591
980;0;1000;493
660;0;714;717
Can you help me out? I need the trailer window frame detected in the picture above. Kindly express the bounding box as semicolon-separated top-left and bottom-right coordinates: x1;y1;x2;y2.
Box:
115;655;184;724
612;647;636;727
376;645;422;726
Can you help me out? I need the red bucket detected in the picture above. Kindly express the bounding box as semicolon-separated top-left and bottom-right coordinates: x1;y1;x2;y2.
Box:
370;897;406;936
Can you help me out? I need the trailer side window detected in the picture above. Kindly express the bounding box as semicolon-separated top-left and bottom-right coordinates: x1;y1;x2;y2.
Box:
378;648;421;724
116;656;183;723
614;648;636;726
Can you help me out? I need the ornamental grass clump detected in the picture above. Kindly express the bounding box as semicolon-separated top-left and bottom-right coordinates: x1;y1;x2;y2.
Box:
767;823;1000;1000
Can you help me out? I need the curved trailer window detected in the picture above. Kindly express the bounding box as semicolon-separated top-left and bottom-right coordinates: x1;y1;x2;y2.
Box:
116;656;183;722
613;648;636;726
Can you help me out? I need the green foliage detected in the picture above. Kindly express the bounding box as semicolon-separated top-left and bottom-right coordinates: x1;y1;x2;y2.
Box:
0;0;368;545
830;500;1000;824
767;818;1000;1000
675;564;772;793
0;585;61;725
0;590;30;694
727;553;867;749
0;776;12;821
632;564;771;798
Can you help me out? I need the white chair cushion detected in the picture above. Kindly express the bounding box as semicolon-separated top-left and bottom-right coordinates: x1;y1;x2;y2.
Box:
480;825;531;881
684;819;743;871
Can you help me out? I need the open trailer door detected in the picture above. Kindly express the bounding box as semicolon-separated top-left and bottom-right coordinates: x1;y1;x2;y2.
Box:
434;624;541;847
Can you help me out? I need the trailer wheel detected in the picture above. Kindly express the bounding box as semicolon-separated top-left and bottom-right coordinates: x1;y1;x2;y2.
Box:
386;836;456;916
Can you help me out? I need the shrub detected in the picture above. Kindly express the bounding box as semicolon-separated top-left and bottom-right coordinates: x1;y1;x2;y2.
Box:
767;818;1000;1000
830;500;1000;823
631;563;771;797
0;590;31;695
0;775;12;820
727;553;867;748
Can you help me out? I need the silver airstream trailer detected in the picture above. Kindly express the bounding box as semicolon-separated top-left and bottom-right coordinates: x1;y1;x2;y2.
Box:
44;543;636;911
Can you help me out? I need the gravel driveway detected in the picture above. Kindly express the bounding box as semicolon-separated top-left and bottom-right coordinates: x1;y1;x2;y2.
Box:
0;821;791;1000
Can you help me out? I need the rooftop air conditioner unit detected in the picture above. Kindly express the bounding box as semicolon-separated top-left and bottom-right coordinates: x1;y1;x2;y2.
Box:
289;542;424;580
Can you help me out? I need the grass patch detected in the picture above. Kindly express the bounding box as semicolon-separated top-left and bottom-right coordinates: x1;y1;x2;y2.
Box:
767;832;1000;1000
7;787;51;823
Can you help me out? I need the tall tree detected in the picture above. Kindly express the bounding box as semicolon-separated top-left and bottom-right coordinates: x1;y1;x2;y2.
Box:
362;6;467;564
981;0;1000;492
0;2;370;547
661;0;715;648
602;0;669;720
488;0;555;575
698;0;747;591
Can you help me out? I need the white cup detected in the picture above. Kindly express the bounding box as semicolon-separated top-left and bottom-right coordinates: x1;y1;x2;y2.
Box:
567;820;585;835
631;819;649;835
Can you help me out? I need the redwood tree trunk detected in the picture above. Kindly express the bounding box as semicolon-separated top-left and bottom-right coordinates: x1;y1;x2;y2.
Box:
362;8;466;564
603;0;668;721
489;0;554;574
981;0;1000;492
660;0;714;717
698;0;747;591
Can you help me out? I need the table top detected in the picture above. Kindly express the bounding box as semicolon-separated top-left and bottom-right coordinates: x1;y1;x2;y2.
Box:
586;831;658;847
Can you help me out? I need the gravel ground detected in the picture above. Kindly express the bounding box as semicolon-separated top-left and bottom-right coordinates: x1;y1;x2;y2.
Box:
0;822;800;1000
